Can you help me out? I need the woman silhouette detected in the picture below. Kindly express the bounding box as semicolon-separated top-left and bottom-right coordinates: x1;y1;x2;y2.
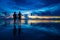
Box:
13;12;17;23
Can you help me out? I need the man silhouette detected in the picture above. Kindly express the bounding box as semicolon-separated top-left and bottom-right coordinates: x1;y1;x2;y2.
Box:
18;12;21;20
13;12;17;23
18;12;21;39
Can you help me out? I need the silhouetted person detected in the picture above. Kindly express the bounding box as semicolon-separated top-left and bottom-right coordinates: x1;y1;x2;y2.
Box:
18;12;21;20
18;12;21;36
13;12;17;23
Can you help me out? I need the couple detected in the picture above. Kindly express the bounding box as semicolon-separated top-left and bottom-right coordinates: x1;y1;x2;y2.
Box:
13;12;21;36
13;12;21;22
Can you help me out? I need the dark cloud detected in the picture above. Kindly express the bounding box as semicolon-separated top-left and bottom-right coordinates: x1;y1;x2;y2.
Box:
13;0;26;5
0;0;60;12
40;0;60;3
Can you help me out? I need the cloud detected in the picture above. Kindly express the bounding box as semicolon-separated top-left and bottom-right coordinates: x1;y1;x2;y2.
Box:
0;0;60;13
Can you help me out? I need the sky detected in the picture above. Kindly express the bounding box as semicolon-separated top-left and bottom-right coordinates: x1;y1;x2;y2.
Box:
0;0;60;14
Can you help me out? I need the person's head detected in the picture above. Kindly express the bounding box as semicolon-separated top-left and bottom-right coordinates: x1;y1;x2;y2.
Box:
19;11;21;14
14;12;16;14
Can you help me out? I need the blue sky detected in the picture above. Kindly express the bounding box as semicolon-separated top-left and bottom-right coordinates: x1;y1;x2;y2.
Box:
0;0;60;14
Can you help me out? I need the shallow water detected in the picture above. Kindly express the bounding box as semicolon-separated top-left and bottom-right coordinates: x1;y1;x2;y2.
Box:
0;19;60;40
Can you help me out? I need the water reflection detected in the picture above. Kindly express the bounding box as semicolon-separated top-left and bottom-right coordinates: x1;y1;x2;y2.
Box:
0;19;60;40
13;20;17;36
22;20;60;24
13;19;21;40
18;20;21;35
0;20;60;31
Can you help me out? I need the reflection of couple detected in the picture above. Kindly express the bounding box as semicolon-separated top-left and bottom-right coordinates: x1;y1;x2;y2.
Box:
13;12;21;22
13;12;21;38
